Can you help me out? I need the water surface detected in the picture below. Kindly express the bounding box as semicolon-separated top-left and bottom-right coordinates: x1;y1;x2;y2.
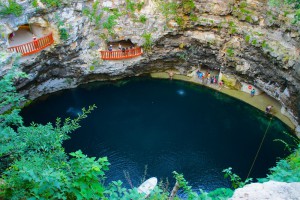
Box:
21;78;292;191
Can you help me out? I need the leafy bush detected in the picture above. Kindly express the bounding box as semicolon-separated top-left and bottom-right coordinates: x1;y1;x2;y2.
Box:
226;48;235;57
103;12;121;35
83;0;103;27
245;35;251;43
142;32;153;52
32;0;38;8
0;0;23;17
182;0;195;13
139;15;147;23
136;2;145;11
59;27;69;40
40;0;61;7
223;167;252;189
251;39;257;45
259;138;300;182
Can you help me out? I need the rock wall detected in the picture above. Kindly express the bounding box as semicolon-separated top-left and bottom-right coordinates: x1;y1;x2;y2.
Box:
0;0;299;130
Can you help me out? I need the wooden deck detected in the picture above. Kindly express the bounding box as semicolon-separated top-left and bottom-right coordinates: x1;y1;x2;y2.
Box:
8;33;54;56
100;47;143;60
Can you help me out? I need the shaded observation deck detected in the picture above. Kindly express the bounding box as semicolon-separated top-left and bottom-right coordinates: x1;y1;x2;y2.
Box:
100;40;142;60
7;24;54;56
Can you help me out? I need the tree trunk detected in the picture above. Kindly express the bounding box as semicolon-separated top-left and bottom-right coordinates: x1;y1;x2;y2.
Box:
169;181;180;200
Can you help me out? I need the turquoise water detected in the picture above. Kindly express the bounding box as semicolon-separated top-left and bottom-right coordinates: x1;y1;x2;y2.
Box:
21;78;293;191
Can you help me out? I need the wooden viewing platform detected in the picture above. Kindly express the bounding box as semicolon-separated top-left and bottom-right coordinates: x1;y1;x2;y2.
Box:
8;33;54;56
100;47;143;60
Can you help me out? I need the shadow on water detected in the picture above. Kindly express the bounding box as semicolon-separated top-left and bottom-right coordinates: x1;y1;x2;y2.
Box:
20;77;295;192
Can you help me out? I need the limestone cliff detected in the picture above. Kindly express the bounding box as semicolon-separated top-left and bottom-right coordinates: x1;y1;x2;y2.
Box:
0;0;299;130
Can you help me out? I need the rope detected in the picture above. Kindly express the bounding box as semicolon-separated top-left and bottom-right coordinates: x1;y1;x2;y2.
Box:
246;116;273;180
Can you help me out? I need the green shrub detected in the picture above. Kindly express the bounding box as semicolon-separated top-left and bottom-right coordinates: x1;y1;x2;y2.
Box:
139;15;147;23
207;188;234;199
142;32;153;52
0;0;23;17
89;41;96;48
136;2;144;11
175;16;184;27
126;0;136;13
245;15;252;23
40;0;61;7
245;35;251;43
90;66;95;71
240;1;248;8
190;13;198;22
251;39;257;45
261;40;267;48
59;28;69;40
226;48;235;57
32;0;38;8
182;0;195;13
223;167;253;189
83;0;103;27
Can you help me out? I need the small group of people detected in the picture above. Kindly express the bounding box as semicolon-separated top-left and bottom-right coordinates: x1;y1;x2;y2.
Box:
196;70;220;86
108;44;134;52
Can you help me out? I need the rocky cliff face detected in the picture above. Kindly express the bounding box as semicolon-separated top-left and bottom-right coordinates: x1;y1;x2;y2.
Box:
0;0;299;130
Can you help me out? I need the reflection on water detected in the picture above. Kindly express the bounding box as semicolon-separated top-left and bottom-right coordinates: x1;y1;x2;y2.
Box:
21;78;293;192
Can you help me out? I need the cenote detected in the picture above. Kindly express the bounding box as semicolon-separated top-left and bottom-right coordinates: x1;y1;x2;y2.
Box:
21;78;293;191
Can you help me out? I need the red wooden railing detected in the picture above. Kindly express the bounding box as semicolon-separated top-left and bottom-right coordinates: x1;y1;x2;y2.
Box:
8;33;54;56
100;47;143;60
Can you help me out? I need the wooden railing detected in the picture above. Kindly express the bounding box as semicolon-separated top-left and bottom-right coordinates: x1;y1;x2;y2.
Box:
100;47;143;60
8;33;54;56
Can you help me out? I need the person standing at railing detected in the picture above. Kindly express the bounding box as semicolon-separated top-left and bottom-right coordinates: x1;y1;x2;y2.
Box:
33;34;39;50
108;45;113;58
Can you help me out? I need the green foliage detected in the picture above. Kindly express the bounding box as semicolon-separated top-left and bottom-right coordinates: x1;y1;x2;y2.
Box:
223;167;252;189
59;28;69;40
240;1;248;8
173;171;198;199
251;39;257;45
126;0;136;13
226;48;235;57
90;66;95;71
139;15;147;23
182;0;195;13
40;0;61;7
103;11;121;35
259;143;300;182
32;0;38;8
0;63;113;199
175;16;184;27
190;13;198;22
245;15;252;23
55;14;69;40
136;2;145;11
207;188;234;199
89;41;96;48
268;0;300;22
142;32;153;52
0;0;23;17
245;35;251;43
228;21;237;34
83;0;103;27
261;40;268;49
159;1;178;19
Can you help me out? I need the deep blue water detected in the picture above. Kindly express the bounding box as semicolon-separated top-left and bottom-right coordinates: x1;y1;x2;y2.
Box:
21;78;293;192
